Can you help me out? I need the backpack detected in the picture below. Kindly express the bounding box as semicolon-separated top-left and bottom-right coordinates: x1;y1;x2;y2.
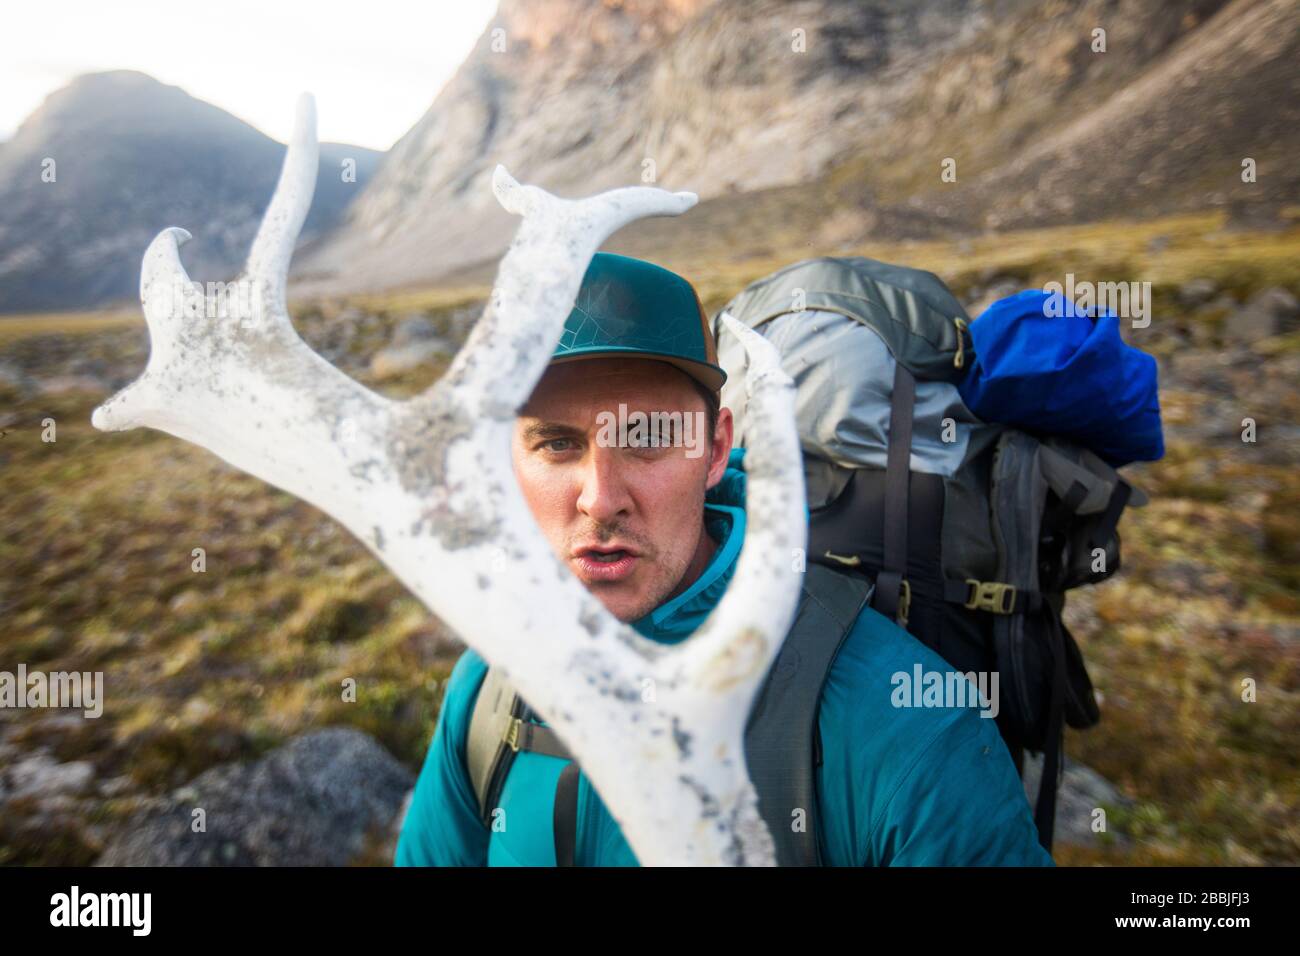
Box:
712;256;1145;851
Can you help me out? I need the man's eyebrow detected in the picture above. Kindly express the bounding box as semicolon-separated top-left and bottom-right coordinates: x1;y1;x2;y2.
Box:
520;421;585;443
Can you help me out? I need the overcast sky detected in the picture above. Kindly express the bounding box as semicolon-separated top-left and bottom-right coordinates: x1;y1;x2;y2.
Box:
0;0;499;150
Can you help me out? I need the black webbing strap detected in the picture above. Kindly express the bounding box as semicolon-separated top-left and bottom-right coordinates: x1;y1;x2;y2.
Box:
553;762;581;867
873;363;916;625
1060;480;1090;513
514;721;573;761
1089;479;1132;553
1034;611;1068;852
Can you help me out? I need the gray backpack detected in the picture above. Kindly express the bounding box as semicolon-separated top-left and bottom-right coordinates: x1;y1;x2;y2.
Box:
713;256;1144;851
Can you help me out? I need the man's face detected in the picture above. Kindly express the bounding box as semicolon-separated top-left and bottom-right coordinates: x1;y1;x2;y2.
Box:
512;357;733;623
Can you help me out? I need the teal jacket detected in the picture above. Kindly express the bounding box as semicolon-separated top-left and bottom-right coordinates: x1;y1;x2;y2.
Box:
396;450;1054;866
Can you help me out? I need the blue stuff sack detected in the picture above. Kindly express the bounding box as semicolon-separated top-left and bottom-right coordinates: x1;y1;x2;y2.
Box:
956;289;1164;467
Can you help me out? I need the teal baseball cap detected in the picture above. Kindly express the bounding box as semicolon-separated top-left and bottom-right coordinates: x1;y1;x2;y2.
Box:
550;252;727;393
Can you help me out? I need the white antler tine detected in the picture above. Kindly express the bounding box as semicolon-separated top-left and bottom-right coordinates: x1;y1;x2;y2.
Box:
578;184;698;239
680;315;804;698
721;313;794;398
139;226;195;324
93;226;201;432
492;164;543;217
90;377;149;432
245;92;319;315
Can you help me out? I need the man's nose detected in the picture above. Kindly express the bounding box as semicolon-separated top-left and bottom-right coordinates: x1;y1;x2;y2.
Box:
575;446;634;524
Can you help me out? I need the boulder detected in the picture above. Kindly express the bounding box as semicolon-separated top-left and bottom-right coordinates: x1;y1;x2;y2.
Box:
1022;754;1133;848
95;727;414;866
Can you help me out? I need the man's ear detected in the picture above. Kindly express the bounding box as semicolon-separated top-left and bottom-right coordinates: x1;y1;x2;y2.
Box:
706;406;734;490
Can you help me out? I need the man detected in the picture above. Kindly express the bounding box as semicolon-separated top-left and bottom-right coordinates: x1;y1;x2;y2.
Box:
395;252;1052;866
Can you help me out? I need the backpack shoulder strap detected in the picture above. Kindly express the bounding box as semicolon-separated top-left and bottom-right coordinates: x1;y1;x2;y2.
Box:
465;665;522;827
466;666;579;828
744;563;874;866
871;362;916;627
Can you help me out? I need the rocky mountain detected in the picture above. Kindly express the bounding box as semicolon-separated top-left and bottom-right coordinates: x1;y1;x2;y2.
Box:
299;0;1300;294
4;2;1296;311
0;71;380;313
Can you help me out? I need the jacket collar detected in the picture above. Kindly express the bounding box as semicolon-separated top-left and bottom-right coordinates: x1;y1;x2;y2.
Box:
631;449;747;644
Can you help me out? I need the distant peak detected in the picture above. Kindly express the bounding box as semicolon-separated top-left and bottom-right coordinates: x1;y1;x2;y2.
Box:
67;69;170;90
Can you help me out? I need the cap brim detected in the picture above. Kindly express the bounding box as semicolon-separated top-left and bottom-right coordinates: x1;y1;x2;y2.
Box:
549;348;726;393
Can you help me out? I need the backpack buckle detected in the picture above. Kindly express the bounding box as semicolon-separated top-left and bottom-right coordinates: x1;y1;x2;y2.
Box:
503;717;522;752
953;316;969;370
897;579;911;627
964;579;1017;614
822;550;862;567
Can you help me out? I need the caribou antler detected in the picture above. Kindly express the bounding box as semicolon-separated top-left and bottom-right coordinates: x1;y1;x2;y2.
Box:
93;94;806;866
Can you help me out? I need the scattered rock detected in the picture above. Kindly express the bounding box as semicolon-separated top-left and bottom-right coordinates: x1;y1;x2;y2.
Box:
1159;352;1232;396
0;360;34;396
401;621;466;665
370;339;453;380
0;723;107;863
168;590;203;614
1;752;96;803
1226;288;1299;344
1194;292;1238;316
1022;754;1133;848
96;728;414;866
1158;559;1240;604
1176;278;1218;310
181;697;217;725
98;775;136;799
391;314;440;345
36;373;110;396
443;304;484;342
1185;294;1233;345
964;277;1024;317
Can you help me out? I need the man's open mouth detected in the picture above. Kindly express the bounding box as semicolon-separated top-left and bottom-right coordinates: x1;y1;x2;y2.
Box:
572;545;639;582
585;549;629;563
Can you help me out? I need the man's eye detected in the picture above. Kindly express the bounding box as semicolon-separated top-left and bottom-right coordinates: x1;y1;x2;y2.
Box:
542;438;575;453
643;424;676;447
629;432;671;453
